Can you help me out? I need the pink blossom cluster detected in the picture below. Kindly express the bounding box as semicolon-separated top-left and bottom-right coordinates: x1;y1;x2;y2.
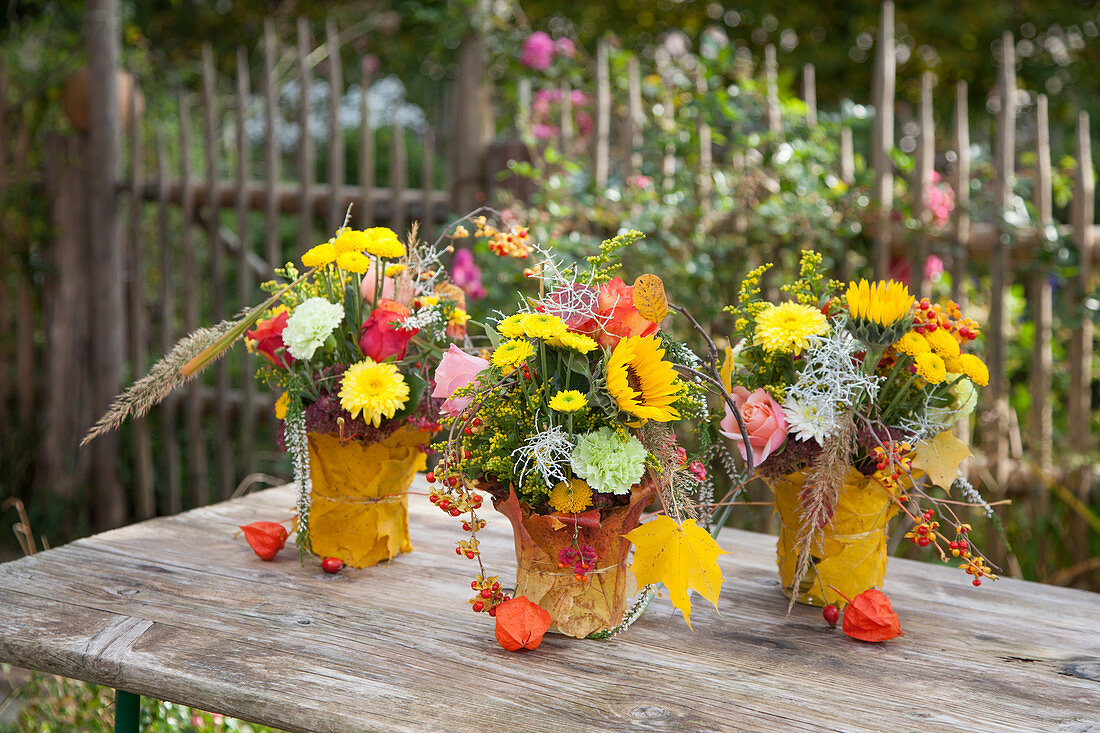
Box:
925;171;955;228
531;87;592;140
520;31;575;71
451;248;486;300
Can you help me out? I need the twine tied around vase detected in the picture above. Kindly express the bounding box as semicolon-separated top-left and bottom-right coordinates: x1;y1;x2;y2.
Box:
313;492;409;506
525;559;627;576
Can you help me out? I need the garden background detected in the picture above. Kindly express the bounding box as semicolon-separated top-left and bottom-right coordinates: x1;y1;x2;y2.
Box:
1;0;1099;726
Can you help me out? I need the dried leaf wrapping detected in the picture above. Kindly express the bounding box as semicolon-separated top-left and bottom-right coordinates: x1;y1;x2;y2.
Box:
495;596;552;651
632;274;669;324
772;467;900;607
623;516;728;629
306;426;427;568
841;588;903;642
240;521;288;561
493;483;654;638
911;430;971;489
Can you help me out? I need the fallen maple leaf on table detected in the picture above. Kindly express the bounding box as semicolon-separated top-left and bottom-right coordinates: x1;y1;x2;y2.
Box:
495;596;551;651
838;588;903;642
911;430;971;489
623;516;728;629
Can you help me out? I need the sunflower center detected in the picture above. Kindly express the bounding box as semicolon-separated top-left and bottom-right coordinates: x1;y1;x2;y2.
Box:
626;365;643;396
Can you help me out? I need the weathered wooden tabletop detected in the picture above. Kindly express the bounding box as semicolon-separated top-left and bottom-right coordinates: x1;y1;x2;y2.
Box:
0;481;1097;733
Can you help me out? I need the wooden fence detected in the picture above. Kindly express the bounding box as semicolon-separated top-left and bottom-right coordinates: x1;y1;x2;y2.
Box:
1;2;1096;582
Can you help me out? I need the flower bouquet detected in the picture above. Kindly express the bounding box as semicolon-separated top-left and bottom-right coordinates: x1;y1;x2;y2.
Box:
720;250;997;615
84;219;467;568
429;229;731;642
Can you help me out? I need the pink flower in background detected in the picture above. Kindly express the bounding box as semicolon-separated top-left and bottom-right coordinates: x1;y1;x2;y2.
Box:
555;38;576;58
925;171;956;227
532;123;557;139
451;248;486;300
432;345;490;416
719;387;789;465
924;254;944;281
571;90;589;106
627;174;653;190
520;32;555;71
576;112;594;136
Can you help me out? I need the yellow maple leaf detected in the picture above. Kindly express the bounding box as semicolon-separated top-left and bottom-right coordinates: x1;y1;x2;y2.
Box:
623;516;728;629
911;430;971;489
632;274;669;324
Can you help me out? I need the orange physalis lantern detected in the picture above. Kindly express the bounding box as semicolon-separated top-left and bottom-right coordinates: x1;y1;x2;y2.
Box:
840;588;903;642
494;596;552;651
240;521;288;561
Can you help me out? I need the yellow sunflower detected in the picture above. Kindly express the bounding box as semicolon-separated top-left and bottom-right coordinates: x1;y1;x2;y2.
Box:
548;389;588;412
923;328;961;358
548;331;599;354
521;312;568;340
957;353;989;387
336;251;371;274
338;359;410;427
913;352;947;385
847;279;914;326
548;478;594;514
497;314;527;339
753;302;830;355
302;241;337;268
492;339;535;373
605;335;683;424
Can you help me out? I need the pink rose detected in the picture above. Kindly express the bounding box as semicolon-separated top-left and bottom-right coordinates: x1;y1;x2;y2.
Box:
719;387;789;465
520;32;555;71
432;344;489;417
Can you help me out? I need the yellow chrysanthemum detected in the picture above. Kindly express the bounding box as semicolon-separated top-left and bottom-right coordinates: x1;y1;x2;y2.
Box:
846;279;915;327
923;328;961;359
449;308;471;326
752;302;830;355
334;229;370;254
302;242;337;268
384;264;406;277
416;295;439;309
362;228;406;259
894;332;930;357
492;339;535;373
497;314;527;339
548;389;588;412
913;351;947;385
274;391;289;420
943;355;963;373
338;359;410;427
605;335;683;424
549;331;599;354
957;353;989;387
548;478;593;514
336;251;371;274
521;313;568;340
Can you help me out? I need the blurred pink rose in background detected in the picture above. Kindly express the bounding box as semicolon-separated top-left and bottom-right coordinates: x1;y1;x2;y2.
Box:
520;32;555;71
432;345;489;417
719;386;789;465
555;38;576;58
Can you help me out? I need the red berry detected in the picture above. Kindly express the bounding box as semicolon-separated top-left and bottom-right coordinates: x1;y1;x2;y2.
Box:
917;537;931;547
488;605;497;617
471;580;478;589
463;427;472;436
958;540;969;550
449;507;461;516
972;578;982;587
465;550;476;559
463;450;472;460
480;588;492;599
472;601;485;613
455;547;463;555
462;522;471;532
426;472;436;483
823;604;840;627
321;557;344;574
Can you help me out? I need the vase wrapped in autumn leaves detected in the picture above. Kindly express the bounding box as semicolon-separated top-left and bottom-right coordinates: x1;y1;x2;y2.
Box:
719;251;998;613
427;227;732;644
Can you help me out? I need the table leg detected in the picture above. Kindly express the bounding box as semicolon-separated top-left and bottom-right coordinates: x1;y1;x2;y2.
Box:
114;689;140;733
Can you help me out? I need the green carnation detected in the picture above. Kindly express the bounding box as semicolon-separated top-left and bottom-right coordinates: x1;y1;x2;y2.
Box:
570;427;647;495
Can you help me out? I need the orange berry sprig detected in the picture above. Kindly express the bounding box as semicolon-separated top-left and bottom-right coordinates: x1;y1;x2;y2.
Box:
469;575;510;616
912;298;980;344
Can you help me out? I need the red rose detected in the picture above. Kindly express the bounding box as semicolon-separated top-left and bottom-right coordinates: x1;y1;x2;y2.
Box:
246;310;293;369
359;305;418;362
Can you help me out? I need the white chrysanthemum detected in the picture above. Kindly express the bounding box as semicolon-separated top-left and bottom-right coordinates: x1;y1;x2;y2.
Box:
782;397;837;445
283;297;344;360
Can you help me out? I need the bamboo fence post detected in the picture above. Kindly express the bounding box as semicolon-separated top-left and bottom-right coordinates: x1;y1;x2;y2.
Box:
516;77;531;144
421;124;434;239
297;17;314;253
127;83;154;519
236;45;256;479
594;38;611;192
911;70;934;299
626;56;643;176
263;19;280;271
202;44;233;501
1031;94;1053;479
179;90;208;507
802;63;816;127
764;44;781;137
326;18;344;233
871;0;895;280
86;0;126;528
1068;111;1094;564
14;120;33;427
155;131;181;515
560;80;573;155
838;123;855;282
695;67;712;208
389;116;407;233
950;81;970;308
989;31;1016;493
359;63;375;227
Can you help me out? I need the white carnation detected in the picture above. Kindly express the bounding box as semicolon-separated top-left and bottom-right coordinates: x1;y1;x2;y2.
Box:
283;297;344;361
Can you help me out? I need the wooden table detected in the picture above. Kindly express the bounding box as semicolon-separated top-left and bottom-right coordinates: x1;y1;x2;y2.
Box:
0;481;1097;732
